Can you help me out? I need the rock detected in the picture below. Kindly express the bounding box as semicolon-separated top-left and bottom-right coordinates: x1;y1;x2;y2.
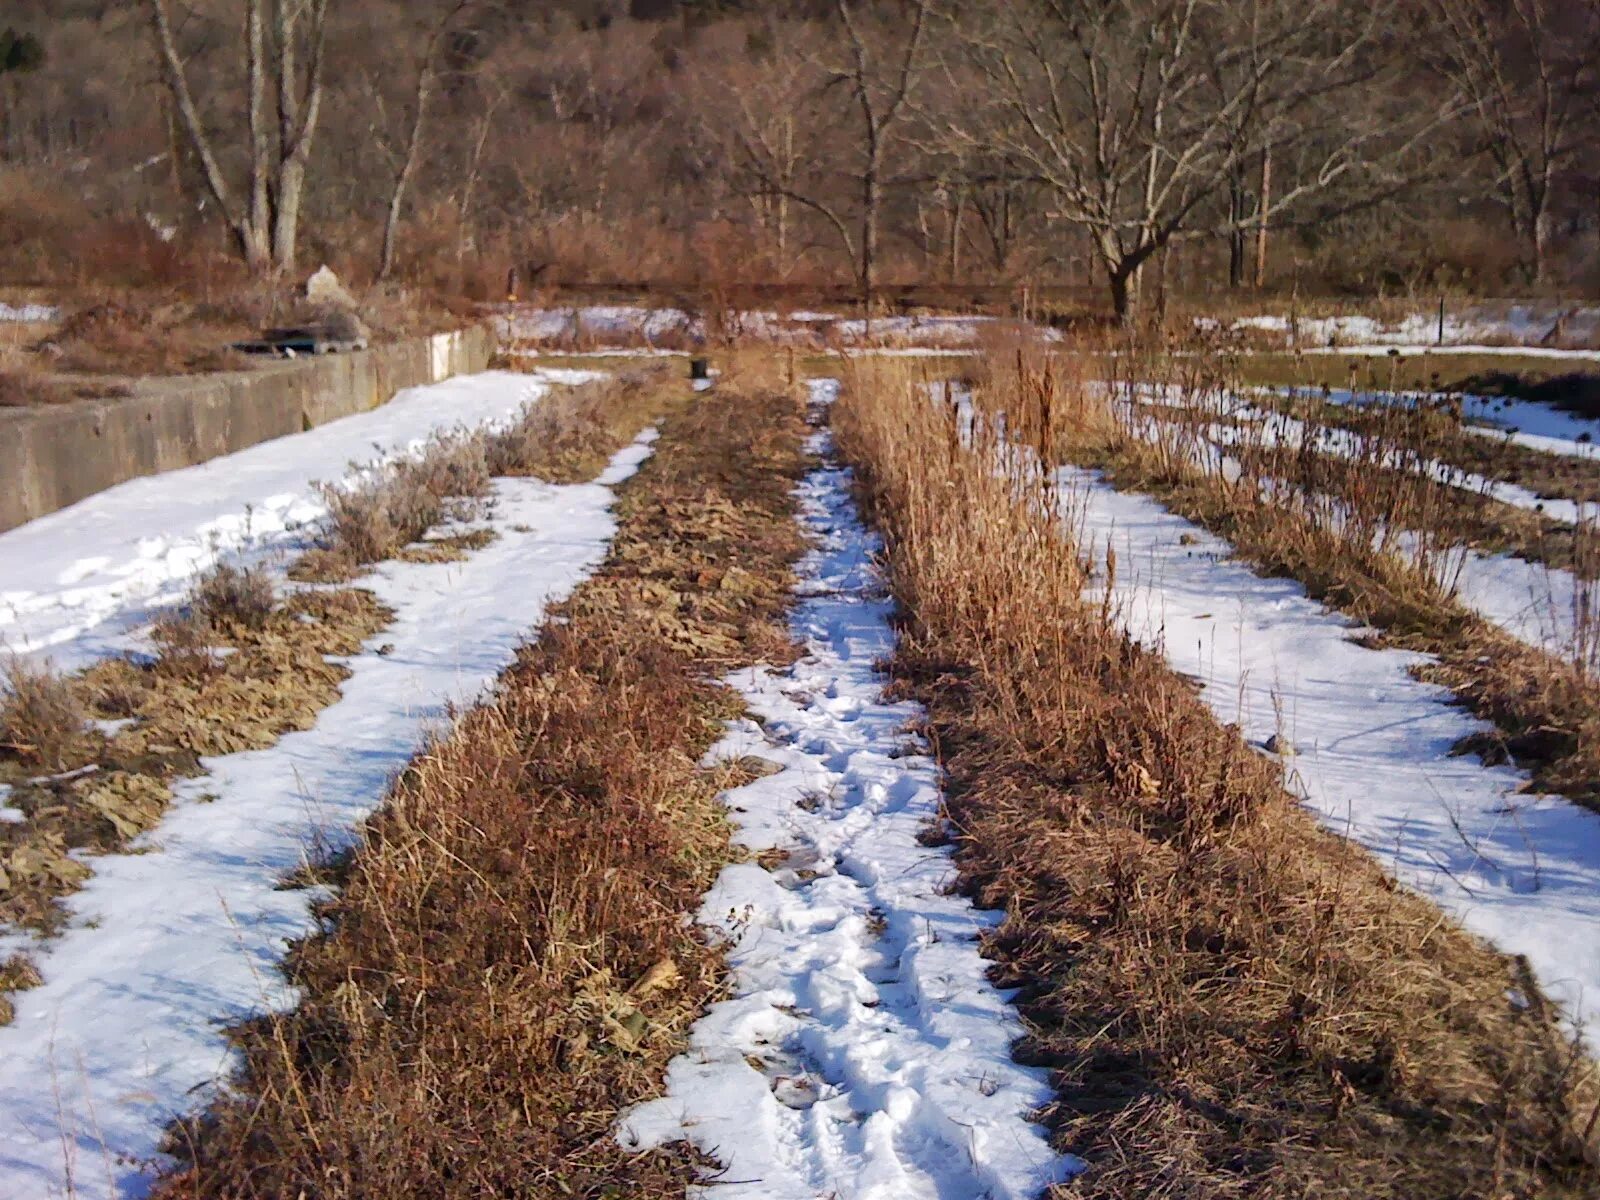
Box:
1264;733;1297;757
304;265;358;312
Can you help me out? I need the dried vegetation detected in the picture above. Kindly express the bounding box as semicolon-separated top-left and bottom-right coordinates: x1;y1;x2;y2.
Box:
1006;342;1600;813
835;357;1600;1198
155;360;810;1199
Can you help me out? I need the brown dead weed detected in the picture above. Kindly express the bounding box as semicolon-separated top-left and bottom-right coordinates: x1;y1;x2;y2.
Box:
155;363;810;1199
1001;348;1600;815
0;585;390;941
835;359;1600;1199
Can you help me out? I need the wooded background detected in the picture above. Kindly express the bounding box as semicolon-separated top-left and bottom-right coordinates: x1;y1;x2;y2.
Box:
3;0;1598;318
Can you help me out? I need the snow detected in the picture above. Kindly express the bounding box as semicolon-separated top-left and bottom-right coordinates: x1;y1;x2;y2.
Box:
1204;400;1587;523
0;369;600;670
0;301;56;323
1123;387;1600;664
1206;304;1600;351
1301;342;1600;361
620;380;1077;1199
0;430;656;1200
500;304;1029;350
1296;385;1600;447
1057;465;1600;1052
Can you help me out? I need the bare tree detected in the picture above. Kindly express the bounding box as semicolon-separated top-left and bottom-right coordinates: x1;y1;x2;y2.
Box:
683;20;835;278
147;0;331;273
1423;0;1600;285
831;0;931;313
374;1;478;281
956;0;1433;321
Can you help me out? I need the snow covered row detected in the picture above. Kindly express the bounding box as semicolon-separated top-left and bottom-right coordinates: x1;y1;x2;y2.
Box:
621;381;1076;1200
1119;387;1600;666
0;368;599;670
1201;305;1600;353
1055;465;1600;1053
500;304;1030;350
0;425;657;1200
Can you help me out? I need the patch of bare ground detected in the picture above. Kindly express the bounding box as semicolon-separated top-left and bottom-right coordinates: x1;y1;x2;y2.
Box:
990;347;1600;815
153;357;810;1199
834;358;1600;1198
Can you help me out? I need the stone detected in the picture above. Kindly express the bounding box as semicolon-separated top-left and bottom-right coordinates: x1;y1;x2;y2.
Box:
304;265;358;312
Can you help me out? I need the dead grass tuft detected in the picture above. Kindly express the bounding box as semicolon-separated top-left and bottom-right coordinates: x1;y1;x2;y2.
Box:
191;563;276;631
156;371;810;1199
0;657;89;771
488;362;680;483
835;357;1600;1198
0;954;43;1025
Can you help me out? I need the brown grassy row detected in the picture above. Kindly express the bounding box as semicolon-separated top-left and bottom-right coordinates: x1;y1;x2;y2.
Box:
1263;388;1600;507
986;348;1600;813
154;359;810;1199
1138;393;1596;578
0;368;677;1016
295;365;677;581
834;358;1600;1199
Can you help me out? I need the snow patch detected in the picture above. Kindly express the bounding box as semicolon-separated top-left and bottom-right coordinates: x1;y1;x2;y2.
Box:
1059;466;1600;1051
0;433;656;1200
620;380;1077;1199
0;369;601;670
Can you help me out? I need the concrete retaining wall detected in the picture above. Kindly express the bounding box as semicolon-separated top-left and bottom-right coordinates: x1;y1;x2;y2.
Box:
0;325;495;534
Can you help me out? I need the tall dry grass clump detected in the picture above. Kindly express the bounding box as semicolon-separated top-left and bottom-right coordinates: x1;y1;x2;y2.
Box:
1005;344;1600;810
157;371;810;1199
0;657;87;771
835;358;1599;1198
488;363;677;483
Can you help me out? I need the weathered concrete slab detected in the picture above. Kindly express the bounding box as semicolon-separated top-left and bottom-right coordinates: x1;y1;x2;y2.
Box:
0;326;494;533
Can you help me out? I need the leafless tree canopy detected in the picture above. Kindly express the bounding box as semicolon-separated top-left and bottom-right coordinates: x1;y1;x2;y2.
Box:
3;0;1599;313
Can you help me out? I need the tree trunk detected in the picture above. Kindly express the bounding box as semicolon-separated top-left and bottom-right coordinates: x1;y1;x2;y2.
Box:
273;158;305;272
1228;170;1246;288
861;165;879;322
1254;144;1272;289
1109;262;1142;324
1534;206;1553;286
946;188;966;282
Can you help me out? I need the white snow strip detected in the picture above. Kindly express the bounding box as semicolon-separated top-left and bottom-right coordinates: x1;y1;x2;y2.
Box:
1198;403;1586;524
0;369;600;669
621;380;1077;1200
1300;343;1600;361
1120;386;1599;665
0;432;655;1200
0;301;57;323
1202;306;1600;351
1058;465;1600;1051
1299;385;1600;449
498;304;1048;351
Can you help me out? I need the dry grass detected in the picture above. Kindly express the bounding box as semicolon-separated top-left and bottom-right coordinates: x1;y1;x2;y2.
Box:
1264;389;1600;507
0;584;391;938
0;656;89;771
0;366;680;957
154;367;810;1199
488;363;678;484
191;564;276;631
296;365;678;582
834;357;1600;1198
998;344;1600;812
1141;388;1596;578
